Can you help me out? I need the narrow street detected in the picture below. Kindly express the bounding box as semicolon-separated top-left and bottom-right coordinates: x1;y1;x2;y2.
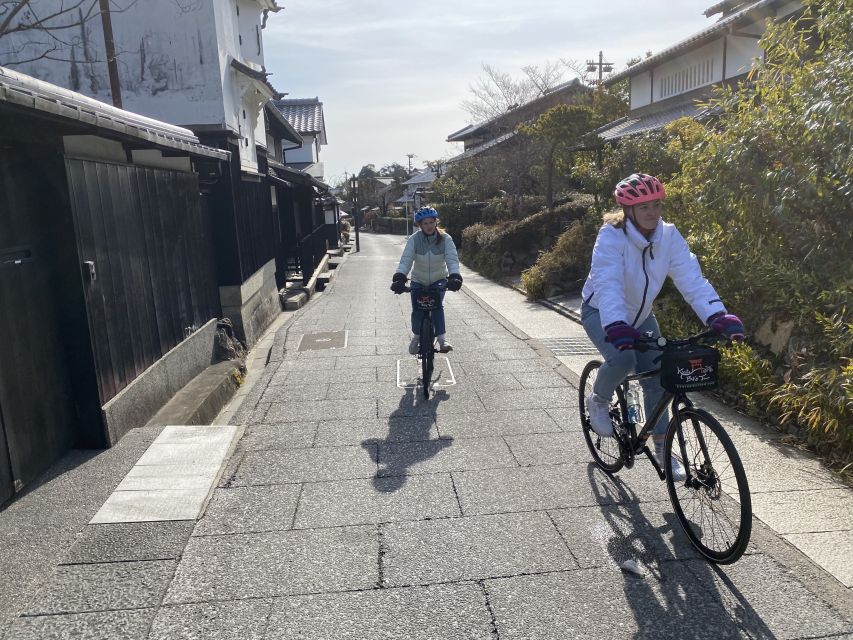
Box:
5;232;853;639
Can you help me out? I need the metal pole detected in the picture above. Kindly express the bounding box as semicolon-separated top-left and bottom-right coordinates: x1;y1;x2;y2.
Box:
99;0;122;108
599;50;604;85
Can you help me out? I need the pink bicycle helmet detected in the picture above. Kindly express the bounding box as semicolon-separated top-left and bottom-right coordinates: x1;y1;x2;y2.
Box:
614;173;666;206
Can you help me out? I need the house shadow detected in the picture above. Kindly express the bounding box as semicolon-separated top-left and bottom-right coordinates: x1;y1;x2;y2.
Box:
585;464;775;639
361;385;453;493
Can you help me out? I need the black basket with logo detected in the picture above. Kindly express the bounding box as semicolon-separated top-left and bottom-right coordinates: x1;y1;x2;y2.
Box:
660;345;720;393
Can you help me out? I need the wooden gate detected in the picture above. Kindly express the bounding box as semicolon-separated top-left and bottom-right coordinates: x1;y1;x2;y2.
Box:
0;149;80;504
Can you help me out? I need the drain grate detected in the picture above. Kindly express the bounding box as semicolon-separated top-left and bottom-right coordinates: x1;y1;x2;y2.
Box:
298;331;348;351
539;337;599;356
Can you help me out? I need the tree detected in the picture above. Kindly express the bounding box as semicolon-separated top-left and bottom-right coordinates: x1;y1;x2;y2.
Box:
460;62;565;123
520;104;593;210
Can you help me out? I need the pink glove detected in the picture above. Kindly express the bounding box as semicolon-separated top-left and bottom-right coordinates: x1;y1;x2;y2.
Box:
605;322;641;351
708;313;745;341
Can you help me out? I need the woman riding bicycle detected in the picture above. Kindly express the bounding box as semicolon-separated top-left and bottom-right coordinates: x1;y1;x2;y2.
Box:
391;206;463;354
580;173;745;480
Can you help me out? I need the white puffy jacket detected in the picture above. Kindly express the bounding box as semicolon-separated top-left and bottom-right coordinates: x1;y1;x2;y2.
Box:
581;219;726;330
396;230;460;285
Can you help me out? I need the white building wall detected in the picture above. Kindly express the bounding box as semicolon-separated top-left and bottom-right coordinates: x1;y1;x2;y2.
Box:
285;135;318;164
653;39;724;103
237;0;265;68
630;73;653;110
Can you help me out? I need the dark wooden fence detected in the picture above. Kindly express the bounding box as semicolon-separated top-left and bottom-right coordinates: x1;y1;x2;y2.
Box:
235;178;277;283
65;158;221;405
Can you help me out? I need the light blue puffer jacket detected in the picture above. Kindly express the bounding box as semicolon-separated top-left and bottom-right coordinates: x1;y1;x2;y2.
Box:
395;230;460;285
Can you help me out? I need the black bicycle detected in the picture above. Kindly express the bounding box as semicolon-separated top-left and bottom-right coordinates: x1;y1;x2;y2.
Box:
403;282;447;399
579;330;752;564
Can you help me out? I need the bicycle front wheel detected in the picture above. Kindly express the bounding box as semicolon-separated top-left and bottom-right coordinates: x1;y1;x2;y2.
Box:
420;317;434;399
665;408;751;564
579;360;625;474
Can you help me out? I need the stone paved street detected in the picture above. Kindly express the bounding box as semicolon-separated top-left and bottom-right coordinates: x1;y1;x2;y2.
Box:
4;232;853;639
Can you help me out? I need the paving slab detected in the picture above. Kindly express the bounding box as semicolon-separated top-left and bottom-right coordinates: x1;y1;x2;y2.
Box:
90;488;212;523
750;488;853;534
239;421;318;450
377;437;516;477
452;373;523;391
229;446;377;486
383;511;578;587
783;530;853;588
512;370;574;389
294;474;460;528
486;566;746;640
63;521;194;564
255;383;330;402
684;554;853;639
434;408;562;439
264;398;377;422
378;390;487;418
453;464;668;516
147;599;272;640
193;484;302;536
265;583;494;640
269;367;379;386
458;359;555;376
164;525;378;602
23;559;176;615
314;416;438;447
477;387;576;411
504;431;599;466
5;609;155;640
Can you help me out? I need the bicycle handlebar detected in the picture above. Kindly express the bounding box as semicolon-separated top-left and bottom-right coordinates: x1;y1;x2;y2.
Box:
632;329;722;352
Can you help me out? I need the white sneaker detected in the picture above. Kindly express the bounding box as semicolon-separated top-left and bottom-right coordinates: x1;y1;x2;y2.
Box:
437;335;453;353
655;443;687;482
585;393;614;437
408;335;419;355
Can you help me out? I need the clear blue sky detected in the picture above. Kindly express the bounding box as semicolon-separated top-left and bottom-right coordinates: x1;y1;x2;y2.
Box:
263;1;717;185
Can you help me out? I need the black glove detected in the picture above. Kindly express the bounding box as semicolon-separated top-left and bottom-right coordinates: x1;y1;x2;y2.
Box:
390;272;407;294
447;273;463;291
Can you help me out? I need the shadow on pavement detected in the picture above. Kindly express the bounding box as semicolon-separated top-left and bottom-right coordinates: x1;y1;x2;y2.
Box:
361;386;453;493
586;464;775;639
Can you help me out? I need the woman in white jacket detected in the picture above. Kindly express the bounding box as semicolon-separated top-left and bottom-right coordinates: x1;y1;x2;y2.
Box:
391;207;463;354
580;173;745;480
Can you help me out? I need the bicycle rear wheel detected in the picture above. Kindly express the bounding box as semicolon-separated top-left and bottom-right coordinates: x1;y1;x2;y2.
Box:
665;408;751;564
579;360;625;474
420;317;434;399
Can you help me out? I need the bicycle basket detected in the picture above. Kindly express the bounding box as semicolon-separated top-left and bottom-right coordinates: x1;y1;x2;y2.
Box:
660;345;720;393
415;293;439;310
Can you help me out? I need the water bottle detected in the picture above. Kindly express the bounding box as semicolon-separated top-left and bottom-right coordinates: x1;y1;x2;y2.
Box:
626;385;643;425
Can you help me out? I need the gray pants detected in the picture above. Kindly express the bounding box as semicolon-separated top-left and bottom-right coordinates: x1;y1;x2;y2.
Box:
580;303;669;436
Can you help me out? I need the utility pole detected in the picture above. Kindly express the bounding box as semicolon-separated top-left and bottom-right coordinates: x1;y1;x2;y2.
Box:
406;153;415;173
585;51;614;86
99;0;123;108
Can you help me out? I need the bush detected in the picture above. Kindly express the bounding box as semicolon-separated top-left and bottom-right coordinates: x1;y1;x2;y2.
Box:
461;197;593;280
520;210;600;299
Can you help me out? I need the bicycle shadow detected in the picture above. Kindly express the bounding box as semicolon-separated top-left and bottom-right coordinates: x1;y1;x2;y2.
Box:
585;464;776;639
361;386;453;493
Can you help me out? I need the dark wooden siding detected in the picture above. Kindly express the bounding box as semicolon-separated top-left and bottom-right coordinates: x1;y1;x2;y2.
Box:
65;158;221;405
235;177;277;281
0;148;81;499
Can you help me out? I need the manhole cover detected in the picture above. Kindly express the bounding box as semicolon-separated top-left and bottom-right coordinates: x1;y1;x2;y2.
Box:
539;337;600;356
298;331;348;351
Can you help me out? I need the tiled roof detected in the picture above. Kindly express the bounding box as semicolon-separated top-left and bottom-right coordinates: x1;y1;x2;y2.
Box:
0;65;228;160
588;98;717;144
402;170;436;186
446;78;585;143
446;131;517;164
605;0;781;85
273;98;326;144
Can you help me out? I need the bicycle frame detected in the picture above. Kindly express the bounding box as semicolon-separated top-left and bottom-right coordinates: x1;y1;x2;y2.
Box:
617;365;716;486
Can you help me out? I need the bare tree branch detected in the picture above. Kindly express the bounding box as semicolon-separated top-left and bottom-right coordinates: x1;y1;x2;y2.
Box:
461;62;566;123
0;0;34;36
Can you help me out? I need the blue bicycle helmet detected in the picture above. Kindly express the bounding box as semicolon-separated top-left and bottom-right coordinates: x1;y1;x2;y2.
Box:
414;206;439;223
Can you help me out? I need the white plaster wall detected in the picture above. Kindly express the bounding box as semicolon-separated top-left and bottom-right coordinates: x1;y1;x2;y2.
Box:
237;0;265;67
630;72;652;110
0;0;227;126
653;39;724;101
285;135;317;164
726;33;764;77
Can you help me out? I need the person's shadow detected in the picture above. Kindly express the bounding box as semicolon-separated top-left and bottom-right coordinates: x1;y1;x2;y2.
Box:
585;463;775;639
361;384;453;492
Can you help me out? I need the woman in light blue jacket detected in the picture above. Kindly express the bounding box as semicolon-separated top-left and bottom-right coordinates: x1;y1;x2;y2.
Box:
391;207;463;354
581;173;745;480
